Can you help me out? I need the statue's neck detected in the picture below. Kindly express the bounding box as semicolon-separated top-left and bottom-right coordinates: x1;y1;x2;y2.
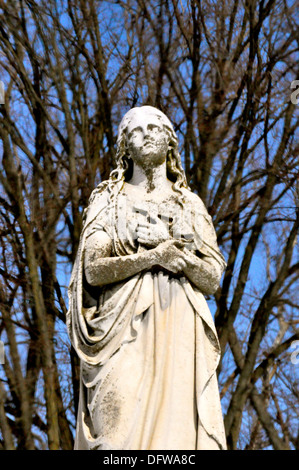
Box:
128;161;170;193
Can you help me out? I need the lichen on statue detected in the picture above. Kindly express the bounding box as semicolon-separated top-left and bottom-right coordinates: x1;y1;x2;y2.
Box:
67;105;227;450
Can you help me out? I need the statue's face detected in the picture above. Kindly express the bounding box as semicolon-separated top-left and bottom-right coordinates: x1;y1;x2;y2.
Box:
126;112;170;168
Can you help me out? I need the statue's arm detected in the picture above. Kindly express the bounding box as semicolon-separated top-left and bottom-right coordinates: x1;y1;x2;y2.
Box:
84;230;155;287
180;248;223;295
84;230;186;287
180;201;225;294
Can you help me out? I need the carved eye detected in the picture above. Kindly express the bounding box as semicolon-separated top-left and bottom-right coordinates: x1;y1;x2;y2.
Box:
128;127;142;140
147;124;160;132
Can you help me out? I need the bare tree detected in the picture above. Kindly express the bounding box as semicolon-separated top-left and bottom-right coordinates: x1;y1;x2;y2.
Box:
0;0;298;449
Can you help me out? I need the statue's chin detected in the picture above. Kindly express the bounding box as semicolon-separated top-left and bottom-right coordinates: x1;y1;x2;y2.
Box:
133;150;167;168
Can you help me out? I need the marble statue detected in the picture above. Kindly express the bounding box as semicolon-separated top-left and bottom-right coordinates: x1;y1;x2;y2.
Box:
67;106;227;450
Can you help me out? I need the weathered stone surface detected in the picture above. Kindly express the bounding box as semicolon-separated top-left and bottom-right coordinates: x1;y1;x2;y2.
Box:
67;106;227;450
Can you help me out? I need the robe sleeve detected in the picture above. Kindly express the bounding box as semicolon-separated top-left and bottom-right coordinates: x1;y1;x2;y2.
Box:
191;193;227;283
66;182;152;366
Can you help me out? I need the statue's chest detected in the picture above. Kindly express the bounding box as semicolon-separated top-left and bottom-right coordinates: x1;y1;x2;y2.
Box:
115;193;174;238
115;192;195;248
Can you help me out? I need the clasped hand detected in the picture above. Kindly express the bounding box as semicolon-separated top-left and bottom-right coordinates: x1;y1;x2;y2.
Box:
136;215;193;274
136;213;170;247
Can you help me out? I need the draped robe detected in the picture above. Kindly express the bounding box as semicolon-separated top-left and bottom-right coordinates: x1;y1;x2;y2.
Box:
67;181;227;450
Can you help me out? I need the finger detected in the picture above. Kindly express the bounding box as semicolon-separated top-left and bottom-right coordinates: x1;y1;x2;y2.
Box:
137;224;150;231
166;264;180;274
136;226;148;234
181;251;192;263
178;260;187;270
136;214;149;226
165;238;184;250
173;259;187;271
137;221;150;229
137;228;151;238
137;234;149;241
137;237;152;245
172;239;185;249
168;245;184;257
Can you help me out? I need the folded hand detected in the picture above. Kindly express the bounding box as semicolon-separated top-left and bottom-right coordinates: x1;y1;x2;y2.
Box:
136;214;170;248
152;239;188;274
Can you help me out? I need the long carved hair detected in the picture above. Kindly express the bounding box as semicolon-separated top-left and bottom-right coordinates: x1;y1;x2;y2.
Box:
107;106;189;205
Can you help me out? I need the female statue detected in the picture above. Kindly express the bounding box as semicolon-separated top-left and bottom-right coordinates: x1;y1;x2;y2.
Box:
67;106;227;450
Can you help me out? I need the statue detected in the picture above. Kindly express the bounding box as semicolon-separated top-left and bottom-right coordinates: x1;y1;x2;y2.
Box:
67;106;227;450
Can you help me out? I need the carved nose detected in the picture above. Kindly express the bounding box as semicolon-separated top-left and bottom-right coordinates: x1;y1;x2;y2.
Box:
143;134;152;143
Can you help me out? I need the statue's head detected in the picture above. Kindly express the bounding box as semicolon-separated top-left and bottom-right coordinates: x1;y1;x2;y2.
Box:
113;106;188;189
117;106;176;150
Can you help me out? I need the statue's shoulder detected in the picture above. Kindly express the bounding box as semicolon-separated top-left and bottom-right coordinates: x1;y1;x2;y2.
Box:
82;180;110;226
88;180;110;206
181;187;208;214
